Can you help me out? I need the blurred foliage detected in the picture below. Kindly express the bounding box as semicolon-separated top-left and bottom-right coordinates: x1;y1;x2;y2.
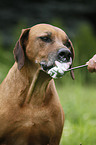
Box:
73;22;96;84
0;48;13;82
0;22;27;83
0;36;13;82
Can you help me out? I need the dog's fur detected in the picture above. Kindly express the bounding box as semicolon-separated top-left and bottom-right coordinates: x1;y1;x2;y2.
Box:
0;24;74;145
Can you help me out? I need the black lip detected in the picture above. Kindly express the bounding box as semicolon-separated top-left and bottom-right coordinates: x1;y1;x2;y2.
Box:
40;62;54;71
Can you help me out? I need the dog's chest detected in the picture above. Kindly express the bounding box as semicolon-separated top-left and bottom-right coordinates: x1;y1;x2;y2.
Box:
5;105;59;145
22;106;56;134
25;107;55;144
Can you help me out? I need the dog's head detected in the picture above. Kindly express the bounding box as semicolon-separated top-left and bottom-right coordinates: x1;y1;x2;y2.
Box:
14;24;75;79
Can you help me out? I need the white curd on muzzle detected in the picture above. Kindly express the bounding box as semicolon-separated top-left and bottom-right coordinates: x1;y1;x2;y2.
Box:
48;59;72;79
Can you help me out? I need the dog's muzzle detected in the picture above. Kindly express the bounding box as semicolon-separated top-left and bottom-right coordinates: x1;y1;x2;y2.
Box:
57;48;72;62
40;48;72;78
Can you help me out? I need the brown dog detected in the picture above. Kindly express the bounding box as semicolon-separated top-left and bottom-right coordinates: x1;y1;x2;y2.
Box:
0;24;74;145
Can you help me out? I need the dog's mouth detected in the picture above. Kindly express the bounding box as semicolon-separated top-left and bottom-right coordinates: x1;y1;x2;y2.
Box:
40;48;72;79
48;60;72;78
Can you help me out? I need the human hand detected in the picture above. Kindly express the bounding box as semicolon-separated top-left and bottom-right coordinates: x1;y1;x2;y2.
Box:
86;54;96;72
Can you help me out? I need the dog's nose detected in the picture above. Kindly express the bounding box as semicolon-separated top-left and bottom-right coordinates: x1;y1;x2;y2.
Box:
57;48;72;62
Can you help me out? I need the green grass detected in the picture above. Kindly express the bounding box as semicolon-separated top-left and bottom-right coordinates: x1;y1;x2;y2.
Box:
56;83;96;145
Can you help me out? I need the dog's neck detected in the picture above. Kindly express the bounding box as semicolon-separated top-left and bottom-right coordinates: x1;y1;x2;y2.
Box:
14;61;52;106
24;67;51;106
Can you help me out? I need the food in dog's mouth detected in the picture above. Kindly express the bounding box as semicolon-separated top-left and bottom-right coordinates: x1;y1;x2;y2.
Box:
48;60;72;78
40;57;72;79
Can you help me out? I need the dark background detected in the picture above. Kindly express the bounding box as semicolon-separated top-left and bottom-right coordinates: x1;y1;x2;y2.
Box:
0;0;96;47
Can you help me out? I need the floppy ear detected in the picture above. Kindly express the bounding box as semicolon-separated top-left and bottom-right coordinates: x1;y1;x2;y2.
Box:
13;28;30;70
69;39;75;80
70;66;75;80
69;39;75;60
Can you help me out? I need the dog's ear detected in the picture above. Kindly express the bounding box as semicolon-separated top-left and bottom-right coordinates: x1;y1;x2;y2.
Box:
69;39;75;60
13;28;30;70
69;39;75;80
70;66;75;80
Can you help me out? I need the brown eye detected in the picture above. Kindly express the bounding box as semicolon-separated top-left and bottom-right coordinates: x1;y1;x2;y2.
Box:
65;40;71;48
40;36;52;43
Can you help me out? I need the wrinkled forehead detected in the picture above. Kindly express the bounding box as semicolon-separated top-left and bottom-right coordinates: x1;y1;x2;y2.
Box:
29;24;68;39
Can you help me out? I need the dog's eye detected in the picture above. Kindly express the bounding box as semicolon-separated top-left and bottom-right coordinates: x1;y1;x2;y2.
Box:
40;36;52;43
64;40;71;48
